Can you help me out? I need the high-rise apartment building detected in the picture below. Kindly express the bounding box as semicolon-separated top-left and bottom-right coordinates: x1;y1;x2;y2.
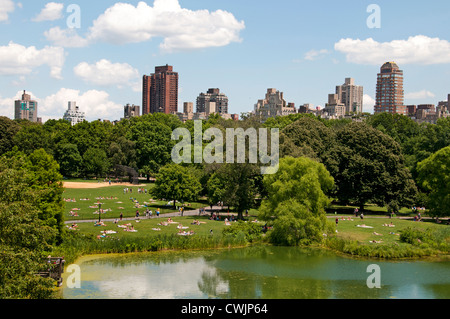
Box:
254;88;296;121
196;88;229;115
142;65;179;115
14;90;39;122
324;94;346;118
63;101;85;126
374;62;406;115
336;78;364;114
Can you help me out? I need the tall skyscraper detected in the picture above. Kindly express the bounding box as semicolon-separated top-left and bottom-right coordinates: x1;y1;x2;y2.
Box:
374;62;406;115
196;88;229;114
14;90;39;122
336;78;364;114
142;65;179;115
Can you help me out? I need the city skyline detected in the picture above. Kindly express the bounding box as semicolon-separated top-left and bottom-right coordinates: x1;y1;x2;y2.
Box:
1;0;450;122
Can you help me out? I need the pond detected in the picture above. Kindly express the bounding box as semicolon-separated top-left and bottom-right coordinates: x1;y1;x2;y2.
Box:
62;246;450;299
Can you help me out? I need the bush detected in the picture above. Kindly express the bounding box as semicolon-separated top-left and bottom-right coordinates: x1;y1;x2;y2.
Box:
222;220;263;242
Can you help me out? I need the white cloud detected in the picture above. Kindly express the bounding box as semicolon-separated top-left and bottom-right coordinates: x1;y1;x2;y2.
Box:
40;88;123;121
0;88;123;122
45;0;245;52
0;0;14;22
335;35;450;65
405;90;435;100
304;49;329;61
363;94;375;114
44;27;89;48
73;59;139;88
0;42;65;79
32;2;64;22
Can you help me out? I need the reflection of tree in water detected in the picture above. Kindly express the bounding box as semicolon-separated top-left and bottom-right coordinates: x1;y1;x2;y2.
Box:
197;246;336;299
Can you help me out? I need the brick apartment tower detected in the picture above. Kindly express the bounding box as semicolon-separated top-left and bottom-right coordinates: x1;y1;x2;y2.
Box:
142;65;179;115
374;62;406;115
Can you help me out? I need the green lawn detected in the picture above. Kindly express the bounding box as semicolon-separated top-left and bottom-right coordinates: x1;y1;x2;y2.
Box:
67;215;231;240
332;216;446;245
63;185;207;221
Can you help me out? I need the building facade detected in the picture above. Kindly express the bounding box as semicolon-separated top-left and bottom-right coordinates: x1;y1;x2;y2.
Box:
196;88;229;115
374;62;406;115
124;103;140;119
63;101;85;126
335;78;364;114
254;88;296;121
323;94;346;118
142;65;179;115
14;90;40;122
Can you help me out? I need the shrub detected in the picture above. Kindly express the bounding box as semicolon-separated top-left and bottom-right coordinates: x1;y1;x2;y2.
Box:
222;220;263;242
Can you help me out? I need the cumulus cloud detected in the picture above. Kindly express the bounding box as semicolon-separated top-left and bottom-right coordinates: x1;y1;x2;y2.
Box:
40;88;123;121
304;49;329;61
44;27;89;48
0;88;123;122
405;90;435;100
74;59;139;88
0;42;65;79
0;0;14;22
335;35;450;65
363;94;375;114
45;0;245;52
32;2;64;22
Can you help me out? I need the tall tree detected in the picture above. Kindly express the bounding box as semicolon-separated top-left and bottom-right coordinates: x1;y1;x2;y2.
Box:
54;143;83;178
207;163;261;220
82;147;110;178
259;156;335;246
152;163;201;209
416;146;450;217
325;122;417;211
127;115;176;179
0;116;21;155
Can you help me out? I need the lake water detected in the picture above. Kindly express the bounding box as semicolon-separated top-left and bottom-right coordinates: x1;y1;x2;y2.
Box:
62;246;450;299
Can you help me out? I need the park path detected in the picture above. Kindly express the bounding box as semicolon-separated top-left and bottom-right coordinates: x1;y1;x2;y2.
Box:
65;205;225;224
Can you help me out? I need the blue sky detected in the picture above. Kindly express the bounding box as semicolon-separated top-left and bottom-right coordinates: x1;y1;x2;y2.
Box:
0;0;449;121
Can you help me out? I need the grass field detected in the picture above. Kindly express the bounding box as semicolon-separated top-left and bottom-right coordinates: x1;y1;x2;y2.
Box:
332;216;445;245
63;184;207;221
67;215;232;240
61;182;448;260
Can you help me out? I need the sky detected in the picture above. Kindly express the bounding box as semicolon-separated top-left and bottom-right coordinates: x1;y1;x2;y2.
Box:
0;0;449;122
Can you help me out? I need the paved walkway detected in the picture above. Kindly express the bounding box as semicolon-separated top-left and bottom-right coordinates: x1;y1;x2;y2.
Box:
65;205;226;224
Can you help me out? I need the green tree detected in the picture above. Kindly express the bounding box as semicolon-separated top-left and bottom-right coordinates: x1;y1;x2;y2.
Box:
207;163;261;220
152;163;201;209
0;116;21;155
416;146;450;217
326;122;417;211
259;156;335;246
127;115;176;179
13;122;51;155
82;147;110;178
54;143;83;177
280;116;335;160
0;151;63;298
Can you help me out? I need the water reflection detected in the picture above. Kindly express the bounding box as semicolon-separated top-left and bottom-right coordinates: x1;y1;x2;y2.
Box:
63;246;450;299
